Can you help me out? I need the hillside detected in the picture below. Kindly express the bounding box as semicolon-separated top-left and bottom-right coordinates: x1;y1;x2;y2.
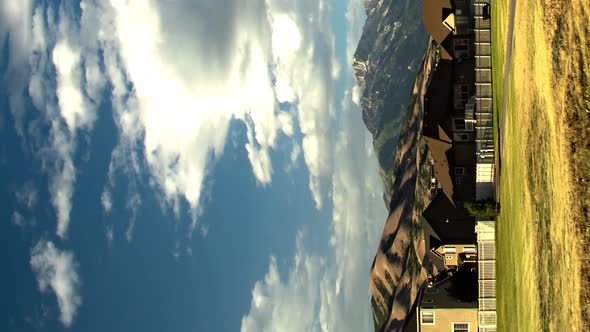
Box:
353;0;427;205
367;41;437;332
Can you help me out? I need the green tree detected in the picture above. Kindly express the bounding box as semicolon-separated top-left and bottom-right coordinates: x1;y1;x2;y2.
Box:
464;199;498;218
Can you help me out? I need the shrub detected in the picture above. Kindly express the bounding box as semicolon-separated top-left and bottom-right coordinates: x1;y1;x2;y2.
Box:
464;200;498;218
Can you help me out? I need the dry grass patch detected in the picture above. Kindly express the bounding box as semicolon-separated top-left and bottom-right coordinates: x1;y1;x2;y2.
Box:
542;0;590;328
497;0;588;330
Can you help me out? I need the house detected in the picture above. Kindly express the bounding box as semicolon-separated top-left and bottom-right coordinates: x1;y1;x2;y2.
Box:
421;0;478;243
422;0;474;61
423;192;476;244
416;266;478;332
431;244;477;270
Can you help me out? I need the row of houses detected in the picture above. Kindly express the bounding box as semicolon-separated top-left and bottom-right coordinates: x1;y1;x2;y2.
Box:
410;0;496;331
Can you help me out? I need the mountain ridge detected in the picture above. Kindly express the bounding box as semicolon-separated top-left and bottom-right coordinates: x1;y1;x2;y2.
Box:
352;0;438;331
352;0;427;205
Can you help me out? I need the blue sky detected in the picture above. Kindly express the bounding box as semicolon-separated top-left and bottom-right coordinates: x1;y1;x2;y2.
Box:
0;1;387;331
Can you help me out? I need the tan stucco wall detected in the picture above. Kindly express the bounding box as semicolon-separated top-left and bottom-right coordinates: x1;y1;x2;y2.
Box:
434;244;477;268
419;308;478;332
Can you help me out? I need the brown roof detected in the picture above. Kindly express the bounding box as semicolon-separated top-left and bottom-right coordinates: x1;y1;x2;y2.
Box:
423;61;452;140
422;193;476;244
422;0;455;59
423;61;454;204
425;136;454;204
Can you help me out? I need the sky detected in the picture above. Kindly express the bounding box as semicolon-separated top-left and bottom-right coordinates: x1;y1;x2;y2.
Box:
0;1;388;331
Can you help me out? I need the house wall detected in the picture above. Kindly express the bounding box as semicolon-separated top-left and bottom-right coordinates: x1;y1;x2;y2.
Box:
453;60;475;86
419;308;478;332
434;244;477;268
452;143;476;201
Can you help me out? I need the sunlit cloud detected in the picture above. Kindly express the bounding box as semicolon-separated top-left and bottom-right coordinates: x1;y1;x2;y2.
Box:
30;240;82;327
242;1;386;330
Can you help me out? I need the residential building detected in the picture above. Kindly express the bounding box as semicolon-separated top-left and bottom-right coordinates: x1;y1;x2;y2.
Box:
421;0;479;243
431;244;477;270
416;267;478;332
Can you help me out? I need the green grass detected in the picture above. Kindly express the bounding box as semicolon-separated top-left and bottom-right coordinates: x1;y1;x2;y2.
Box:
491;0;507;164
496;73;539;331
492;0;542;330
494;0;590;329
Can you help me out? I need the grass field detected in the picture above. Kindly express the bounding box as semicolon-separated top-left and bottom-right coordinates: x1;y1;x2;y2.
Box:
493;0;590;330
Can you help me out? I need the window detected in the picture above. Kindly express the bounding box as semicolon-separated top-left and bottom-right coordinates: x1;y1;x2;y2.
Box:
453;322;469;332
454;85;470;108
444;246;457;253
455;176;461;184
456;15;468;26
464;246;476;253
453;133;470;142
454;167;465;175
453;118;466;131
421;311;435;325
454;39;468;50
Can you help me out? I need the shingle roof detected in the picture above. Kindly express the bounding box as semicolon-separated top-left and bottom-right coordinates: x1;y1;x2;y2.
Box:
425;136;454;204
422;0;455;60
422;193;477;244
423;62;454;204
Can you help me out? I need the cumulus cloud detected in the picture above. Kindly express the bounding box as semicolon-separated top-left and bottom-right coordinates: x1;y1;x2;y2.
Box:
241;232;325;332
242;92;383;332
4;0;339;238
242;2;386;331
1;1;100;238
3;0;340;239
266;0;340;208
62;0;337;234
30;240;81;327
0;0;33;138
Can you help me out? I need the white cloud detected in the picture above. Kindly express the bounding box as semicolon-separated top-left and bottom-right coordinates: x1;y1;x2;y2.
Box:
242;90;383;332
12;211;25;228
2;1;100;238
47;4;102;239
5;0;339;242
97;0;277;221
241;232;325;332
30;240;81;327
0;0;33;138
125;185;141;242
101;190;112;214
242;2;385;331
47;117;77;239
52;39;93;131
52;0;338;234
105;225;114;247
16;181;38;210
290;143;301;166
266;0;340;209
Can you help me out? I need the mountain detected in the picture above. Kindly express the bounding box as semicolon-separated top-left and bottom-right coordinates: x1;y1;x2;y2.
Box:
352;1;440;331
353;0;428;205
368;42;437;332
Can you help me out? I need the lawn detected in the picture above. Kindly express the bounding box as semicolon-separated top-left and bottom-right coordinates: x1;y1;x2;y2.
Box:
493;0;589;330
